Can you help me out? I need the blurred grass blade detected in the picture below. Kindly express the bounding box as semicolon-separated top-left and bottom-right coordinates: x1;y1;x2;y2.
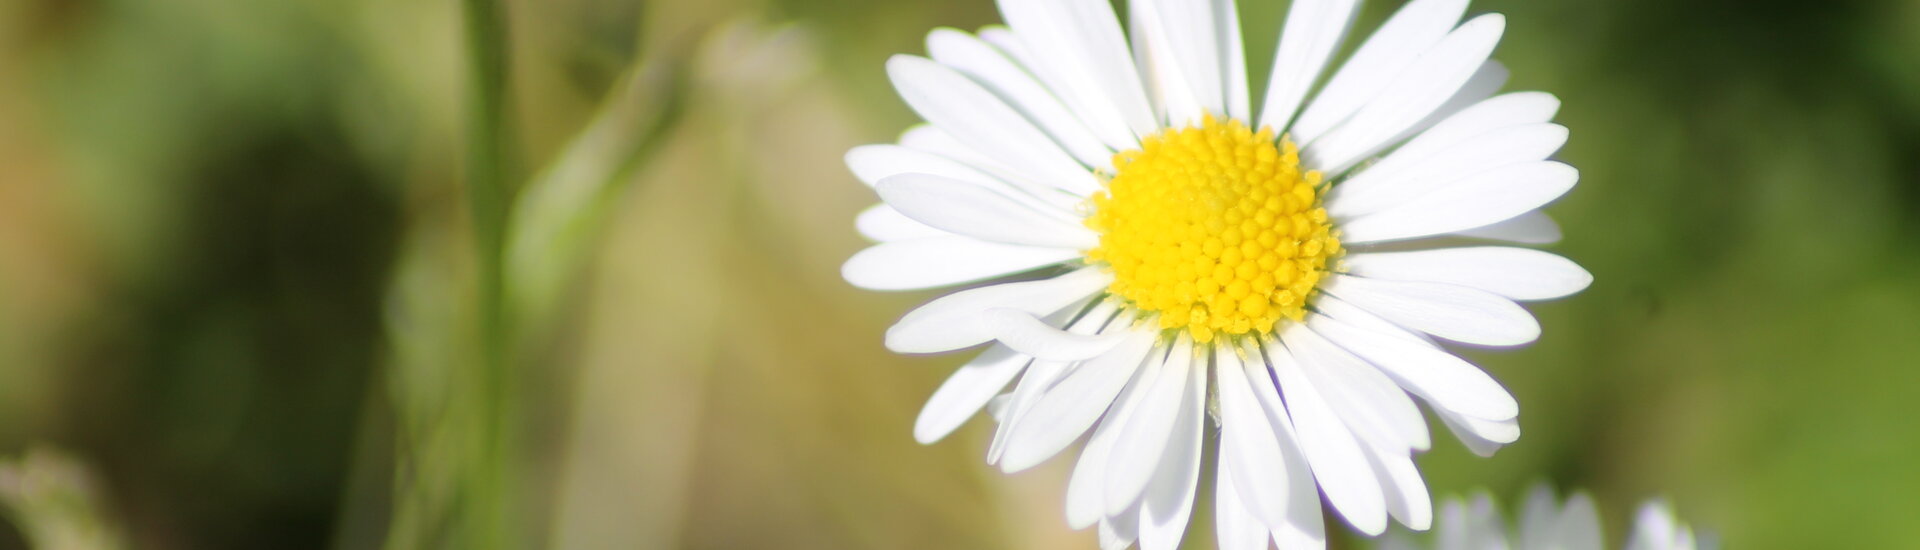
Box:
0;447;128;550
506;59;687;338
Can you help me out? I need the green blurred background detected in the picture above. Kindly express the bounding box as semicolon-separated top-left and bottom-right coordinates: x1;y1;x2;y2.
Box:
0;0;1917;548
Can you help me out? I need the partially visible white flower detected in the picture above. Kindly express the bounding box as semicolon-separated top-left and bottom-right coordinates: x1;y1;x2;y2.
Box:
1379;486;1713;550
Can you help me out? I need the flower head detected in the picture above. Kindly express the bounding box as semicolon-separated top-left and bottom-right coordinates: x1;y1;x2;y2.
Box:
844;0;1590;547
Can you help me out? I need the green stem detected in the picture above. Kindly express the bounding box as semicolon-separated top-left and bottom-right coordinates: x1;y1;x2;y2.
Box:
461;0;516;547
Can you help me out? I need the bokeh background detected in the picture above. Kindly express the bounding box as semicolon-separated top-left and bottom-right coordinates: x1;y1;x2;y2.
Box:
1;0;1918;548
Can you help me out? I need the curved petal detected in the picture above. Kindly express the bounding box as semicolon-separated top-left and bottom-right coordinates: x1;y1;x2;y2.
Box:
1364;445;1434;530
843;236;1080;291
885;267;1109;353
999;326;1157;472
982;307;1126;361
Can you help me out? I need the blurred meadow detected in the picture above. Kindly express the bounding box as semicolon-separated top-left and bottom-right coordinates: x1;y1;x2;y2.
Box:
0;0;1918;548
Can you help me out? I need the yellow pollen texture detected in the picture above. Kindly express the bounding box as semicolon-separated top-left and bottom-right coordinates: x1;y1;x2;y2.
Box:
1085;115;1342;344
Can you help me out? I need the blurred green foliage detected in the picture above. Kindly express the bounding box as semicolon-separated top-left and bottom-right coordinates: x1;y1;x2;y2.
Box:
0;0;1916;549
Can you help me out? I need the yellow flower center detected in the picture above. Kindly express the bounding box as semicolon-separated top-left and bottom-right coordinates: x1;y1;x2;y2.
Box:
1085;116;1342;344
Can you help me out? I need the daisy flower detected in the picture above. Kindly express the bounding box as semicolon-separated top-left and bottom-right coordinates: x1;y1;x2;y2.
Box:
1378;486;1713;550
843;0;1589;547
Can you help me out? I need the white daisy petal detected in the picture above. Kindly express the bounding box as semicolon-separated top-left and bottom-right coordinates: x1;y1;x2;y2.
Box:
1338;161;1579;245
1214;341;1293;526
1312;293;1439;347
1329;123;1569;218
849;144;1080;214
886;55;1100;195
897;124;1003;171
1215;0;1250;121
1344;247;1593;301
1284;326;1431;452
855;203;945;242
1263;334;1388;535
987;358;1073;463
1390;91;1563;170
1289;0;1469;145
885;267;1109;354
1256;0;1361;133
877;173;1099;250
1000;327;1158;472
926;28;1115;170
1132;0;1241;124
987;302;1114;462
996;0;1159;143
913;344;1031;444
1066;343;1161;528
1437;410;1518;457
1305;14;1508;174
1243;347;1330;549
1104;335;1196;516
1452;210;1563;244
1628;501;1679;550
1214;459;1272;550
1306;311;1520;420
1323;274;1541;347
1099;506;1141;550
1129;0;1209;126
843;236;1080;292
1364;446;1434;531
1379;59;1511;151
1137;352;1205;550
981;306;1126;362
